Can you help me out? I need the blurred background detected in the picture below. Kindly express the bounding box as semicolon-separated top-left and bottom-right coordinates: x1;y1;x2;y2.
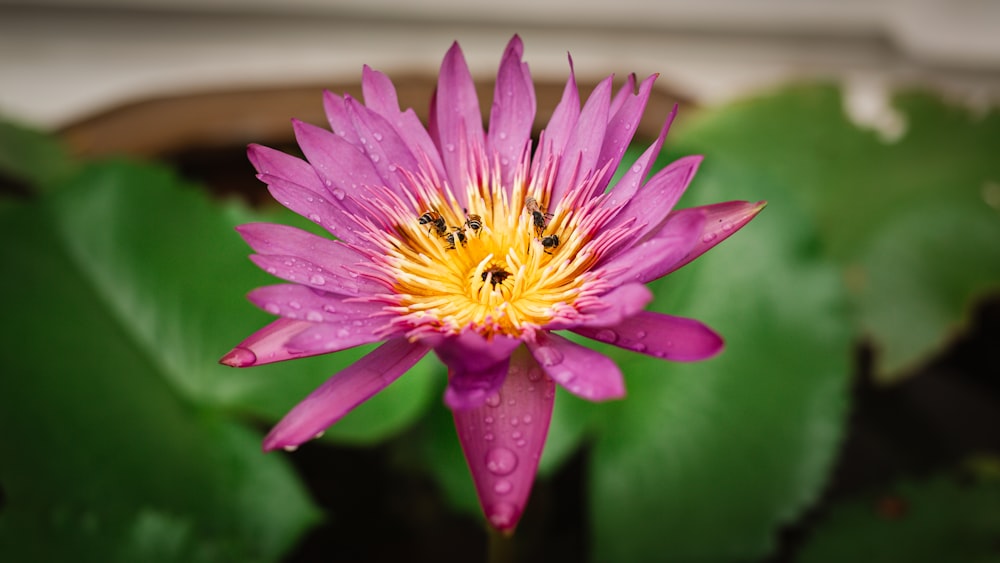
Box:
1;1;998;562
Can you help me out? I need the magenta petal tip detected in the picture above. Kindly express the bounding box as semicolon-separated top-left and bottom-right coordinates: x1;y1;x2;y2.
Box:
219;347;257;367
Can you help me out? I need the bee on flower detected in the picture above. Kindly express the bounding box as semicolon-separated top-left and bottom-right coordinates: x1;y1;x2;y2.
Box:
221;35;764;533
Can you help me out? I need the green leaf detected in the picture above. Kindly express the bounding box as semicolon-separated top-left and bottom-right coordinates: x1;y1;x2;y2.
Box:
856;201;1000;381
44;159;436;443
589;151;852;561
0;118;76;190
798;467;1000;563
670;84;1000;379
0;199;318;561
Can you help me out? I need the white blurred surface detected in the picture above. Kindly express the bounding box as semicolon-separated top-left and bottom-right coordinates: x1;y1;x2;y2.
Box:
1;1;998;127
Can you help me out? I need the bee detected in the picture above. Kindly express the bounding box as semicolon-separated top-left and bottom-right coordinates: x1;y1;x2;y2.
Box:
464;211;483;236
418;210;447;237
540;234;560;254
525;196;553;236
481;265;512;288
445;227;467;250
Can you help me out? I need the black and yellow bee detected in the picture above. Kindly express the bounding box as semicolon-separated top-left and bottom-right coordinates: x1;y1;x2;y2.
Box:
540;234;560;254
418;210;447;237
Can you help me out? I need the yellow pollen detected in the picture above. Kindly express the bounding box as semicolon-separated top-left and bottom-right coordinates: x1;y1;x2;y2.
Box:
387;184;596;338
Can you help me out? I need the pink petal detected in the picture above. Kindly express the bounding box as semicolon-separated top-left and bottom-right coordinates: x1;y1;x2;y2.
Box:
292;119;386;202
344;95;421;195
433;41;485;191
322;90;360;146
434;332;522;410
661;200;767;275
527;332;625;401
596;73;656;191
255;173;370;247
573;311;723;362
247;283;385;323
285;316;397;355
609;155;703;241
361;65;446;179
488;35;535;189
600;208;706;286
578;283;653;327
263;338;430;451
247;143;325;193
219;318;320;367
608;73;637;117
452;346;554;532
551;75;613;207
536;54;579;163
604;105;677;208
237;222;385;295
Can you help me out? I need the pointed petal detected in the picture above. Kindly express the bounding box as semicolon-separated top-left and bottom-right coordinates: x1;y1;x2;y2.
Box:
247;283;385;323
609;155;703;241
488;35;536;188
263;338;429;451
247;143;325;193
292;119;383;200
361;65;446;179
551;75;613;207
285;316;397;355
219;318;319;367
434;332;522;410
609;73;637;117
344;95;421;195
578;283;653;326
662;200;767;275
237;222;385;295
597;73;656;190
600;207;706;286
527;332;625;401
604;105;677;208
574;311;723;362
536;54;579;166
433;41;485;190
453;346;554;532
255;172;370;247
322;90;360;145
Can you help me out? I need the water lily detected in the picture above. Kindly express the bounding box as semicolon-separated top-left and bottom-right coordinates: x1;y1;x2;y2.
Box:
221;35;763;532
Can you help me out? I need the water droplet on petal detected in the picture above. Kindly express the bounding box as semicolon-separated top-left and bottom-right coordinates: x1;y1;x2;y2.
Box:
485;393;502;408
522;415;532;425
509;418;519;427
323;304;336;313
288;301;302;310
702;232;718;243
310;274;326;285
388;164;398;172
487;502;517;529
527;368;543;382
308;213;322;223
264;303;281;315
499;131;508;140
445;143;455;152
332;188;346;200
373;132;383;141
306;196;314;203
722;222;733;232
370;154;380;163
636;330;647;339
283;445;298;452
306;311;323;322
493;479;513;495
484;432;495;441
336;328;350;338
485;447;518;476
266;267;277;274
512;431;522;440
634;343;647;353
484;416;494;424
314;431;325;439
534;345;563;367
595;329;618;343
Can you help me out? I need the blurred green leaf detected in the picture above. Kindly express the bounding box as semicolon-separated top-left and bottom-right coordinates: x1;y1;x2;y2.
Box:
670;85;1000;379
0;198;318;561
798;468;1000;563
588;143;852;561
0;119;76;190
43;159;436;442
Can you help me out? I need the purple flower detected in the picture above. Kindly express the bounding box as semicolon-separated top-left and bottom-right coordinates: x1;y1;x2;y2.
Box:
221;35;763;533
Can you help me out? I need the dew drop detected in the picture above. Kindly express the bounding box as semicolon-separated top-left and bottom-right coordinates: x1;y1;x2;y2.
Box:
485;447;518;476
332;188;346;200
323;304;336;313
359;137;367;145
484;416;494;424
493;479;513;495
527;368;542;382
336;328;350;338
631;164;642;174
702;232;718;243
511;431;522;440
310;274;326;285
308;213;322;223
634;343;648;353
534;345;563;367
522;415;532;425
264;303;281;315
283;445;298;452
636;330;647;339
373;132;383;141
722;222;733;232
445;143;455;152
498;131;508;140
485;393;502;408
370;154;380;163
306;196;314;202
266;267;277;274
509;418;519;427
516;439;527;447
487;502;517;529
595;329;618;343
388;164;398;172
306;311;323;322
484;432;495;441
314;431;325;439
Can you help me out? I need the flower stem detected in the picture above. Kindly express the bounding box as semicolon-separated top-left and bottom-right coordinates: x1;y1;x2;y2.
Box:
487;527;515;563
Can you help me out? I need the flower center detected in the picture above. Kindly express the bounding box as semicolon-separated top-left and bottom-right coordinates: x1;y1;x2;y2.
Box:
380;180;598;338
